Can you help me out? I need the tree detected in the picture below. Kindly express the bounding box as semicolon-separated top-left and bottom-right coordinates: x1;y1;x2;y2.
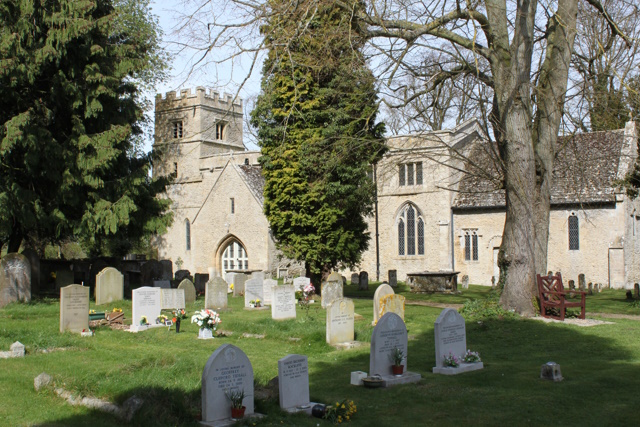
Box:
250;0;386;278
0;0;172;255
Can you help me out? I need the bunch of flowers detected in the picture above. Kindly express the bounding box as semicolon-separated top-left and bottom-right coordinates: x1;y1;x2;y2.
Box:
111;308;122;313
140;315;149;325
443;352;460;367
298;283;316;317
89;309;96;314
323;399;356;424
156;314;169;324
249;299;261;307
172;308;186;322
191;309;221;330
463;349;481;363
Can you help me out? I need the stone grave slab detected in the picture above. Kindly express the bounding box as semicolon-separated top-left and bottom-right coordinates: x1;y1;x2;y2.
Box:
321;272;343;308
326;298;354;345
358;271;369;290
372;283;394;325
293;276;310;292
153;280;171;289
201;344;256;426
160;260;173;280
231;273;247;297
175;269;191;282
378;294;405;323
59;285;89;333
161;288;186;309
55;269;74;290
350;273;359;285
194;273;209;293
131;287;162;332
278;354;317;413
388;270;397;288
432;308;483;375
271;285;296;320
262;278;277;306
95;267;123;306
0;253;31;308
178;279;197;305
205;277;228;310
244;279;264;308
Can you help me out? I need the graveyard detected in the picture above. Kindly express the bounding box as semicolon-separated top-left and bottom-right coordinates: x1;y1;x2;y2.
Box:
1;279;640;426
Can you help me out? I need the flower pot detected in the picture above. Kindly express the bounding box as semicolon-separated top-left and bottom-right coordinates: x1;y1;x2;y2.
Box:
175;318;181;333
392;364;404;376
198;328;213;339
311;403;327;418
231;406;246;420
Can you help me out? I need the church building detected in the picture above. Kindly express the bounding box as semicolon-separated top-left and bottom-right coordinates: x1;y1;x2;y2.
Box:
154;88;640;289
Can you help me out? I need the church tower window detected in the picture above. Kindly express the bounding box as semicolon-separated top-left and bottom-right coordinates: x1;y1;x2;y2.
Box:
397;203;424;256
398;162;423;186
173;121;183;139
216;123;225;140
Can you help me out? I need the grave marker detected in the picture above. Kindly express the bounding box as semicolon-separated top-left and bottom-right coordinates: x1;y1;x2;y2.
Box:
205;277;228;310
131;287;162;332
178;279;197;305
59;284;89;333
369;312;408;377
432;308;483;375
95;267;123;305
194;273;209;293
161;288;186;309
373;283;394;325
326;298;354;345
232;273;247;297
278;354;311;411
0;253;31;308
244;279;264;308
153;280;171;289
271;285;296;320
379;294;405;322
358;271;369;290
293;276;310;292
321;272;343;308
388;270;397;288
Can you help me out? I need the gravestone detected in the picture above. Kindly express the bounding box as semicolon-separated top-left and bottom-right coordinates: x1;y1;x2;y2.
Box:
278;354;311;411
131;287;162;332
432;308;483;375
578;274;586;291
59;284;89;333
379;294;406;322
350;273;359;286
588;283;593;295
153;280;171;289
271;285;296;320
201;344;254;424
140;260;162;287
358;271;369;290
95;267;123;305
194;273;209;293
321;272;343;308
293;276;310;292
161;288;186;309
373;283;395;325
251;271;265;281
175;269;191;282
55;269;74;290
263;278;277;306
244;278;264;308
205;277;228;310
461;275;469;289
0;253;31;308
369;312;408;377
232;273;248;297
159;260;173;280
326;298;354;345
21;249;40;296
568;280;575;290
388;270;397;288
178;279;197;305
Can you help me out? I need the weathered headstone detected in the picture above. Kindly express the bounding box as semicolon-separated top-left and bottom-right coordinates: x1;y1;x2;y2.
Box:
21;248;40;296
379;294;406;322
140;260;162;287
59;284;89;333
293;276;310;292
578;276;586;291
232;273;248;297
350;273;359;286
205;277;228;310
131;287;162;332
373;283;394;325
540;362;563;382
178;279;197;305
194;273;209;293
271;285;296;320
244;278;264;308
358;271;369;290
369;312;408;377
175;269;191;282
432;308;483;375
569;280;575;290
263;278;277;306
326;298;354;345
251;271;265;281
201;344;254;424
321;272;343;308
0;253;31;308
461;275;469;289
588;283;593;296
388;270;397;288
159;260;173;280
153;280;171;289
161;288;186;309
95;267;124;305
278;354;311;411
55;269;74;290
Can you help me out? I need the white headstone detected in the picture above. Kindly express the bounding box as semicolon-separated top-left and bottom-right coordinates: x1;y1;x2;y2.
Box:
131;287;162;331
202;344;254;423
244;278;264;307
205;277;228;310
231;273;247;297
251;271;265;281
321;273;343;308
95;267;123;306
378;294;405;323
59;284;89;333
326;298;354;345
278;354;310;410
161;288;186;309
293;276;310;292
433;308;467;368
263;278;277;306
177;279;196;305
271;285;296;320
153;280;171;289
369;312;408;377
373;283;394;324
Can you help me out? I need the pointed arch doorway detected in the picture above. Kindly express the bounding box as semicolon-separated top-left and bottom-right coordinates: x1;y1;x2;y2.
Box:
221;239;249;277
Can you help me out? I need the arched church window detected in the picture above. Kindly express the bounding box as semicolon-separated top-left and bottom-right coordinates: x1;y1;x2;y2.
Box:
397;203;424;256
568;214;579;250
222;240;249;276
185;219;191;251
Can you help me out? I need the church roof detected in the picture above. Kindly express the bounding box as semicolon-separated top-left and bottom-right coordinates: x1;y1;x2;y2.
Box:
237;165;265;205
453;128;629;209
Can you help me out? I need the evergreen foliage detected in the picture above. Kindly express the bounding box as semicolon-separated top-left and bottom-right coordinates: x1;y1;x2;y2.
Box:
251;0;386;275
0;0;172;255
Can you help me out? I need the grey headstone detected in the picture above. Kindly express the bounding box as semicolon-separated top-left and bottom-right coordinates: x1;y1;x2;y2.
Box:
159;260;173;280
202;344;254;423
178;279;196;305
358;271;369;290
34;373;52;391
271;285;296;320
161;288;186;309
95;267;124;305
433;308;466;369
244;278;264;307
321;272;343;308
326;298;354;345
175;269;191;282
350;273;359;286
379;294;406;322
232;273;248;297
0;253;31;308
131;287;162;331
293;276;310;292
10;341;25;357
461;275;469;289
55;269;74;291
153;280;171;289
59;284;89;333
369;312;408;376
263;278;277;306
578;273;586;290
540;362;563;381
278;354;309;410
205;277;228;310
194;273;209;293
388;270;397;288
373;283;394;325
569;280;575;290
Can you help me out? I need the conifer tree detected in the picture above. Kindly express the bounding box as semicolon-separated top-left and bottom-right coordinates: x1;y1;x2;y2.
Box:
250;0;386;277
0;0;172;255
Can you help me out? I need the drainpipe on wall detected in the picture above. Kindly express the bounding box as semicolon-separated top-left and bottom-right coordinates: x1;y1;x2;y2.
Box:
450;208;455;272
374;163;380;282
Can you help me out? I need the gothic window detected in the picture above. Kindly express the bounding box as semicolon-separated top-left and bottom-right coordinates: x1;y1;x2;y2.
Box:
185;219;191;251
216;123;225;140
464;229;478;261
397;203;424;256
173;121;183;139
222;241;248;276
416;162;423;185
398;162;423;186
399;164;406;186
568;214;579;250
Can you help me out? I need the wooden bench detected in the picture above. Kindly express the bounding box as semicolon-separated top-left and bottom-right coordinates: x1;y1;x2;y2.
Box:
536;273;586;320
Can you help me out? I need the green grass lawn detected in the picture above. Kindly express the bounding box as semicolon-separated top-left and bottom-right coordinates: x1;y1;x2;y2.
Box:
1;285;639;426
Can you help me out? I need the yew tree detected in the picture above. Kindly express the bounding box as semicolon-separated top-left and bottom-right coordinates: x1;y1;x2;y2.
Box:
0;0;172;255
